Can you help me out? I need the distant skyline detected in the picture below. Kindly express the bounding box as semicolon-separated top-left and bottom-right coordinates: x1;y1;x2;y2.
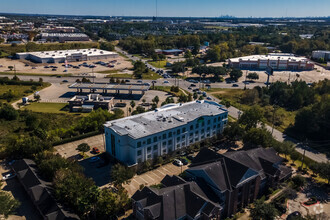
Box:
0;0;329;18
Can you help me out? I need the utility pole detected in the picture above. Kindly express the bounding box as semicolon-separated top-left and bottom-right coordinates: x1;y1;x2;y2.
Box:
300;139;307;171
271;105;277;135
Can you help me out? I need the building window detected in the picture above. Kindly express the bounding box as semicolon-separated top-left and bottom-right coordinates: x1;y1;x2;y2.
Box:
163;149;167;153
153;136;158;142
153;152;158;158
138;158;142;163
190;133;193;137
137;150;142;156
201;129;205;133
177;137;180;142
163;133;166;139
195;123;199;129
195;131;198;135
143;141;146;144
163;141;166;146
214;118;217;123
177;129;181;135
176;144;180;148
147;154;151;159
147;138;151;144
217;124;221;128
182;127;186;133
182;135;185;139
213;125;216;129
153;145;158;151
168;140;172;145
147;147;151;152
218;116;221;121
137;142;142;148
169;132;172;137
190;125;194;130
207;120;210;125
195;137;199;142
207;127;210;131
202;122;205;126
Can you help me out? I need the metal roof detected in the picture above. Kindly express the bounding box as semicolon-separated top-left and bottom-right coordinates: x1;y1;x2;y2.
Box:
68;82;150;91
105;100;227;139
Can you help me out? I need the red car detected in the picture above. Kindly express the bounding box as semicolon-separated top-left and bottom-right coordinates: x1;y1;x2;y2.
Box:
92;147;100;154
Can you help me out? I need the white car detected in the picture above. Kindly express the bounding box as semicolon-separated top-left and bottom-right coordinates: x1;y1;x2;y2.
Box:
173;159;183;166
2;173;16;181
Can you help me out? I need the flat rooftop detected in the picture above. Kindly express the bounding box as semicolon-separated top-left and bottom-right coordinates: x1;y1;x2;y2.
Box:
17;48;117;59
105;100;227;139
41;33;88;37
69;82;150;91
229;54;311;63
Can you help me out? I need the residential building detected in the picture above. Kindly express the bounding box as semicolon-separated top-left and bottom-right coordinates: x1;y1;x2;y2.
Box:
228;53;314;70
132;175;221;220
312;50;330;61
16;49;118;63
11;159;80;220
68;93;114;112
104;101;228;166
132;147;292;220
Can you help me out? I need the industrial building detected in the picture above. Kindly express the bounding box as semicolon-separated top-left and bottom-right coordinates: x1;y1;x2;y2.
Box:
155;49;183;55
104;100;228;166
16;49;118;63
68;93;114;112
312;50;330;61
132;148;292;220
228;53;314;70
41;33;90;42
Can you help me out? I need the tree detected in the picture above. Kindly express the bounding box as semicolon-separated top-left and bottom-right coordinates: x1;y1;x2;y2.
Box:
247;72;259;80
318;162;330;184
110;164;134;186
291;175;306;190
223;122;245;141
290;151;301;164
243;128;274;148
193;92;198;100
76;143;90;155
238;106;264;130
133;61;146;79
0;183;20;218
130;100;136;109
184;50;192;59
229;68;243;82
34;93;40;101
250;200;278;220
281;141;295;160
152;96;159;104
8;66;13;71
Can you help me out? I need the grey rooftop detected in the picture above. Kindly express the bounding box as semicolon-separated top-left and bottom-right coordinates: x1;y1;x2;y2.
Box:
105;100;227;139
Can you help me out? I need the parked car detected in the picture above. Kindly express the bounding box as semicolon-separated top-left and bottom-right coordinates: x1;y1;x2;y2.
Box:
25;64;29;67
164;80;169;83
32;67;36;69
187;155;195;161
206;96;212;100
190;84;196;87
125;79;130;82
180;158;188;165
89;157;100;163
232;84;239;87
188;87;192;90
2;173;16;181
62;80;68;83
137;80;143;83
173;159;183;166
151;80;157;83
92;147;100;154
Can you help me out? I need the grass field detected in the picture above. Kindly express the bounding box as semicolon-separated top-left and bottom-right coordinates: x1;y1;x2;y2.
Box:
23;102;69;114
0;83;50;103
153;86;188;97
148;60;167;68
98;69;120;74
105;73;133;79
105;71;162;80
205;88;296;132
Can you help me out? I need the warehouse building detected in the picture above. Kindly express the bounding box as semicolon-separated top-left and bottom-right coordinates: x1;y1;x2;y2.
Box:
312;50;330;61
16;49;118;63
104;100;228;166
41;33;90;42
228;53;314;70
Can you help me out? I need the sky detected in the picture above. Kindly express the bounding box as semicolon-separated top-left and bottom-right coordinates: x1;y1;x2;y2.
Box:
0;0;329;18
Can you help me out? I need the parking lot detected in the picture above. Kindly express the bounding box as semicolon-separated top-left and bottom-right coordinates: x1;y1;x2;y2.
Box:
123;163;189;196
55;134;105;159
0;161;41;220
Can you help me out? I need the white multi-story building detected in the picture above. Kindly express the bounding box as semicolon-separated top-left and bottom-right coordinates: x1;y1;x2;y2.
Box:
312;50;330;61
228;53;314;70
104;100;228;166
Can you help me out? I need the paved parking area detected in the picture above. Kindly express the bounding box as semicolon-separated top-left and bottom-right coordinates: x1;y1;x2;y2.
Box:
55;134;105;159
123;163;189;196
0;162;41;220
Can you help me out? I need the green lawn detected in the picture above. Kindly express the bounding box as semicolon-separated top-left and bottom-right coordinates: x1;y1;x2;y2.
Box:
98;69;120;74
23;102;69;114
148;60;167;68
105;73;133;79
205;88;296;132
0;83;50;103
142;71;162;80
152;86;188;97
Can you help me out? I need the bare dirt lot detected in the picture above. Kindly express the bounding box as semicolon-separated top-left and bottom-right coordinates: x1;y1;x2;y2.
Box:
0;55;133;75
